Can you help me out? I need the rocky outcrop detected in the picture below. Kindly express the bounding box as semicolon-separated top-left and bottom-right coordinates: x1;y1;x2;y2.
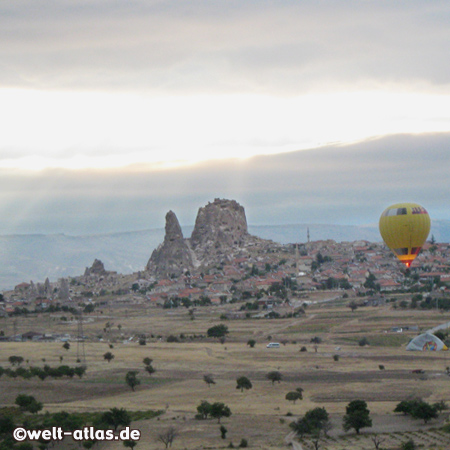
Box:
146;199;256;276
146;211;194;277
190;198;249;263
84;259;107;277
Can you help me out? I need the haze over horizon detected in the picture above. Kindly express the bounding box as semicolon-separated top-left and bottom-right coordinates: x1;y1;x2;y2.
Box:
1;1;449;235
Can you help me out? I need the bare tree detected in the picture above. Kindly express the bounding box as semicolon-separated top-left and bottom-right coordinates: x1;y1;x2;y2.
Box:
371;434;386;450
158;427;178;449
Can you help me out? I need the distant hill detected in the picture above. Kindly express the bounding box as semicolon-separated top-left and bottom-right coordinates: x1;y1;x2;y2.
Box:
1;220;449;290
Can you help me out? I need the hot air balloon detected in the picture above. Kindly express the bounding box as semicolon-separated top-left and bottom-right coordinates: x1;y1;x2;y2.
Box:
379;203;430;268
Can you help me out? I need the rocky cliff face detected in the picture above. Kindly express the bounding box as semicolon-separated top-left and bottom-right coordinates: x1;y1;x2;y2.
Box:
146;210;193;277
190;198;249;262
146;199;254;277
84;259;106;277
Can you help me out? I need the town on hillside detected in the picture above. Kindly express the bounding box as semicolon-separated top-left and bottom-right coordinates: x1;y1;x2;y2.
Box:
1;199;449;340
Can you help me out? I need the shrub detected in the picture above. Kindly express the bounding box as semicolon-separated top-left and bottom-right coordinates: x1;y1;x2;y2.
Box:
358;337;370;347
402;439;416;450
239;438;248;448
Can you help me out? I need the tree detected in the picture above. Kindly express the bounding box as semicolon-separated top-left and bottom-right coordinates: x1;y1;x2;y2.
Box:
102;407;131;432
402;439;416;450
220;425;227;439
207;324;229;339
290;407;331;449
123;440;137;448
394;400;417;416
103;352;115;363
15;394;43;414
236;376;252;392
203;374;216;388
196;400;212;420
266;370;282;385
210;402;232;423
144;365;155;376
125;371;140;391
348;301;358;312
409;400;439;424
8;355;24;366
158;427;177;449
371;435;386;450
143;357;153;366
0;415;15;434
62;342;70;351
292;407;331;438
247;339;256;348
342;400;372;434
358;337;370;347
286;391;302;404
74;366;87;378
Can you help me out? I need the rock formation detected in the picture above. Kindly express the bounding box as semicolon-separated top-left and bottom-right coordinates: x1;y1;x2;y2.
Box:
146;210;193;277
190;198;249;263
146;199;256;277
84;259;107;277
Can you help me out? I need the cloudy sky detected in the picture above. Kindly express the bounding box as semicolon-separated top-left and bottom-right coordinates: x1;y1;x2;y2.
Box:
1;0;449;234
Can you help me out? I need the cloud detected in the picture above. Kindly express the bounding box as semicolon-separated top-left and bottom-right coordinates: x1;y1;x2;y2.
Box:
0;133;448;235
1;0;449;94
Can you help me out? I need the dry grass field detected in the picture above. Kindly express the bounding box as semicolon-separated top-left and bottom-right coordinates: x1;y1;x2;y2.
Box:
2;293;450;449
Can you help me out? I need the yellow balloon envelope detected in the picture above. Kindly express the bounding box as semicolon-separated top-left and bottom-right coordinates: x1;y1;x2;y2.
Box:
379;203;430;268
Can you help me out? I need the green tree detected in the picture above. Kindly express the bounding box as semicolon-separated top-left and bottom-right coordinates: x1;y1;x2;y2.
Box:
364;273;379;291
0;415;15;434
220;425;227;439
207;324;229;338
394;400;417;416
74;366;87;378
402;439;416;450
123;440;137;448
290;407;331;449
15;394;43;414
247;339;256;348
8;355;24;366
410;400;439;423
342;400;372;434
103;352;115;363
286;391;302;404
125;371;140;392
210;402;232;423
236;376;252;392
143;357;153;366
101;407;131;432
196;400;212;420
62;342;70;351
266;370;282;385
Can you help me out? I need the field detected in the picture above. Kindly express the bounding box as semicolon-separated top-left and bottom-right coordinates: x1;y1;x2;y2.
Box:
2;293;450;449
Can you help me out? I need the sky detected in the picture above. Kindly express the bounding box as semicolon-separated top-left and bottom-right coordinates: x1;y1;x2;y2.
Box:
1;0;450;234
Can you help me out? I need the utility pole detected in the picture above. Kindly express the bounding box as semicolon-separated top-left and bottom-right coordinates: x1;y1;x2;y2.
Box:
76;310;86;366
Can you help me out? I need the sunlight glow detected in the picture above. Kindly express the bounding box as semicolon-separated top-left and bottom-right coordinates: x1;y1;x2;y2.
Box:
1;88;449;171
